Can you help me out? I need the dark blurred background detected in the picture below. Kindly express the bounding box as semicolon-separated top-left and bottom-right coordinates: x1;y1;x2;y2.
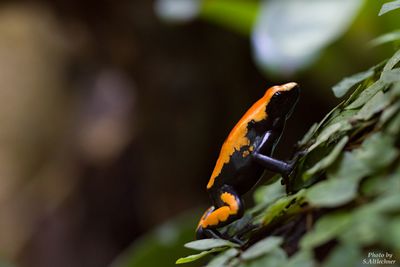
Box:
0;1;397;267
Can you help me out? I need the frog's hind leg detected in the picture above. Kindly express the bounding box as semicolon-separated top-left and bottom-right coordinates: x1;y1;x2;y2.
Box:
196;206;216;239
196;186;244;240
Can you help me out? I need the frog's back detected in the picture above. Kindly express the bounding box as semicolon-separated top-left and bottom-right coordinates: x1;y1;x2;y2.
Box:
206;83;299;191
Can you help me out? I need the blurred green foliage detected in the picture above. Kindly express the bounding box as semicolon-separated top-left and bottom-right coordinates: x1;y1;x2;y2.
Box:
156;0;400;77
200;0;258;36
110;211;206;267
0;261;14;267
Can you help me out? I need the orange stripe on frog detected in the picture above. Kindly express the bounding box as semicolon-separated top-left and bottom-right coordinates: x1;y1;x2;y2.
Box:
206;83;297;189
200;192;239;228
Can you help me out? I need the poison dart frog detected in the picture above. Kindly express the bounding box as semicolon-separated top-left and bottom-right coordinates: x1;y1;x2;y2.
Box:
196;82;300;240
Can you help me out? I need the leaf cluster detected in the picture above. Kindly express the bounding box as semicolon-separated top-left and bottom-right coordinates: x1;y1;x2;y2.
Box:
176;47;400;267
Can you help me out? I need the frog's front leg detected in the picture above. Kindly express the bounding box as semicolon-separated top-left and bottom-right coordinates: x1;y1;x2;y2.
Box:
196;186;244;241
252;153;294;193
252;153;293;176
252;131;293;174
252;131;299;193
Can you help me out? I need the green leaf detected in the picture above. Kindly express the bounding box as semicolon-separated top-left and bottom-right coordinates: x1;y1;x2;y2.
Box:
307;121;351;152
244;247;287;267
228;258;241;267
370;30;400;47
176;247;225;264
200;0;258;35
355;91;389;120
316;104;343;130
338;195;400;247
284;250;315;267
300;212;351;249
391;80;400;93
325;110;358;126
306;175;358;207
298;123;318;147
262;190;306;225
340;212;386;246
383;48;400;72
206;248;239;267
340;61;386;107
345;80;386;110
328;151;367;180
384;216;400;251
332;68;374;98
322;242;362;267
184;239;239;251
386;108;400;135
321;134;398;202
378;100;400;127
241;236;283;260
303;136;348;179
362;165;400;196
330;132;397;180
381;68;400;84
253;179;285;206
379;0;400;16
352;132;398;172
225;213;253;236
361;194;400;214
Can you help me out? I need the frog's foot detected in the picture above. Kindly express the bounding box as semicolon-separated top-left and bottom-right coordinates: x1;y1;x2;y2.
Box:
284;150;307;176
290;149;307;165
281;150;307;193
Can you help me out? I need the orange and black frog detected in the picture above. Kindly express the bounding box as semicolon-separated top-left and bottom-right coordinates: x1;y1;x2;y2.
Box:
196;82;301;241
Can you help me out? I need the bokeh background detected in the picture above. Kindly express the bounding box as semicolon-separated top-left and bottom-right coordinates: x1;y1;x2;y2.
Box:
0;0;398;267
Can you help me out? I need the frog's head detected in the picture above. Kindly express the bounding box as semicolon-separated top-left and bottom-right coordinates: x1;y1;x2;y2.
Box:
266;82;300;119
